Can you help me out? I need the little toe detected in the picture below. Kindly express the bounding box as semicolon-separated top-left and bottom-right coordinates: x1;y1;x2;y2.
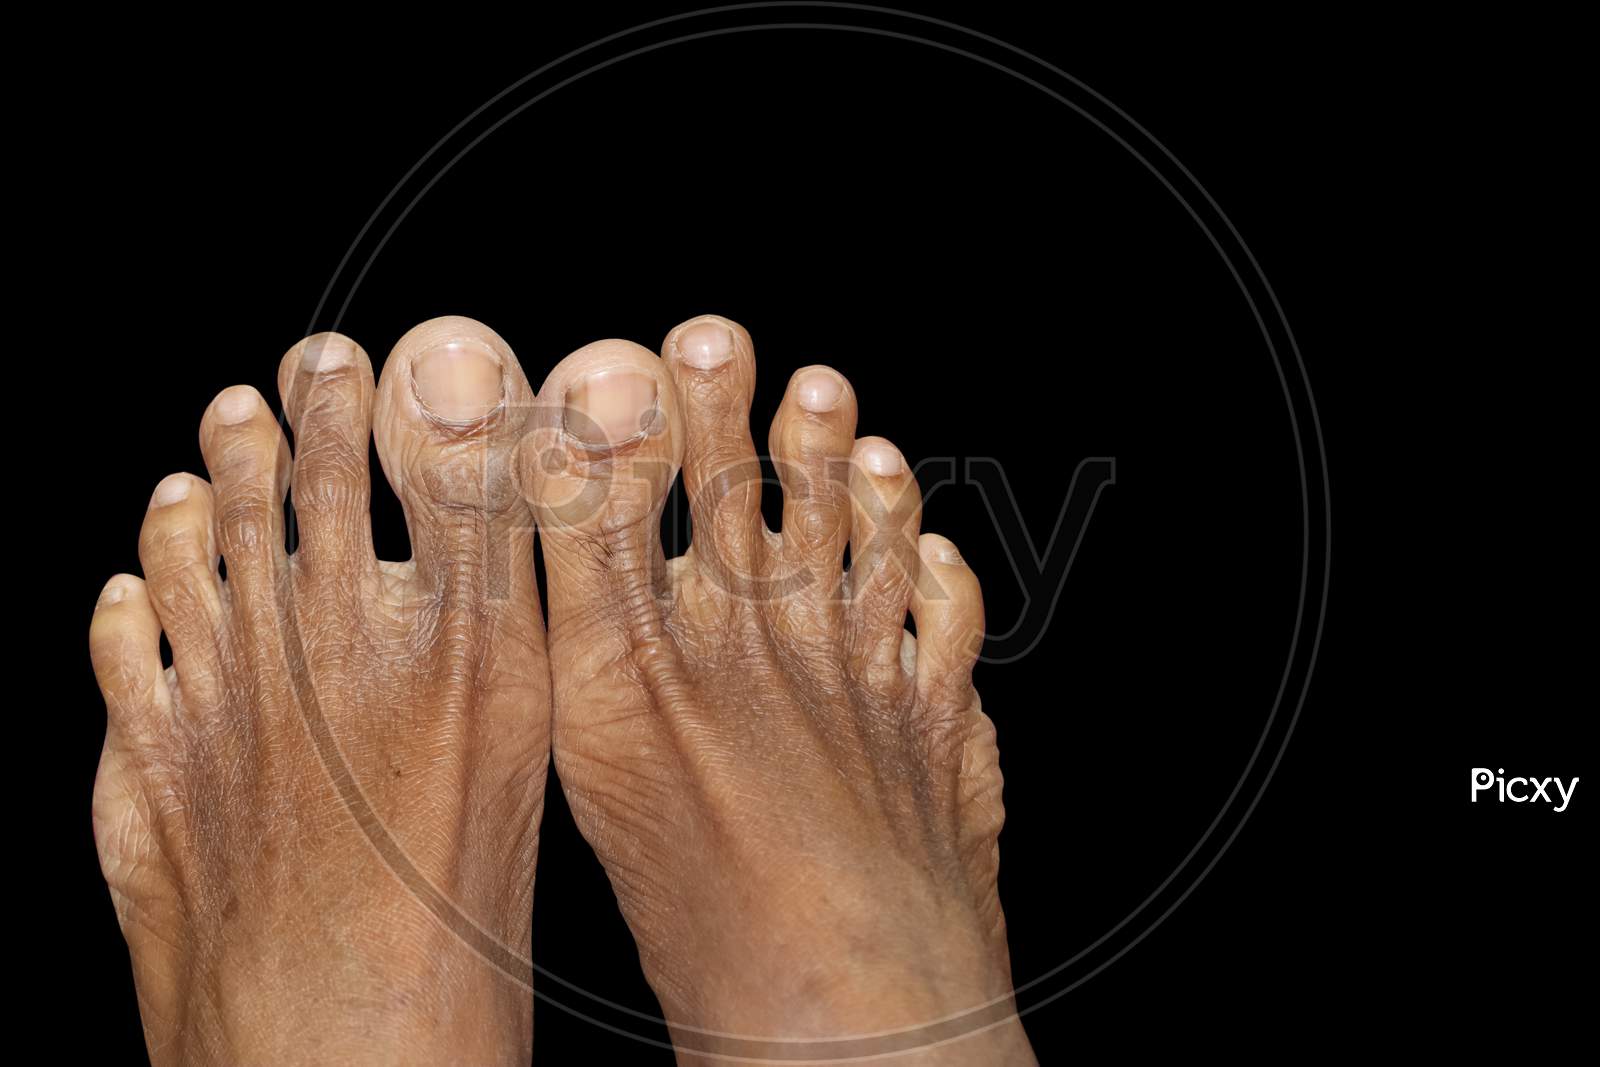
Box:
371;316;538;608
769;364;857;610
661;315;764;587
276;332;376;577
845;436;923;687
89;574;173;741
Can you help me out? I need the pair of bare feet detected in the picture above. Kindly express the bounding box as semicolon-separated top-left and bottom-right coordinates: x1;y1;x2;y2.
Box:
89;314;1032;1065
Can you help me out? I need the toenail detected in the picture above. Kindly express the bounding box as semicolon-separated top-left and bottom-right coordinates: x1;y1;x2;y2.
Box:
412;341;504;423
795;368;845;413
924;540;963;565
565;370;660;447
860;442;904;476
301;334;358;372
213;386;260;425
97;582;127;607
674;321;734;370
150;475;192;508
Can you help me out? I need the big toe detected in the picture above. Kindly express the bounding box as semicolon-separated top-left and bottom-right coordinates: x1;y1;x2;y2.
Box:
523;338;683;646
372;316;538;606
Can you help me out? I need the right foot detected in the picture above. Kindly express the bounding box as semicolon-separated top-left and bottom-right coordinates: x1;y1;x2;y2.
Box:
527;316;1033;1063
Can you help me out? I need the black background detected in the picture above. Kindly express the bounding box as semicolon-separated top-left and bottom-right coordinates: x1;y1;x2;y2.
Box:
29;4;1587;1061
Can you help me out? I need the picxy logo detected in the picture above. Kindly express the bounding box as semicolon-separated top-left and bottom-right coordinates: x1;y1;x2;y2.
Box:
1471;768;1579;812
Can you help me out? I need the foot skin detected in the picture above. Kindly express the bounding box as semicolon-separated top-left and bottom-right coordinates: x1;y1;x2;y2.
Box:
527;317;1033;1063
89;320;549;1066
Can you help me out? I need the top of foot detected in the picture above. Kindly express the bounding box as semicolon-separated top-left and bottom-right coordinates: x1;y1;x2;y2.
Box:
527;315;1030;1064
90;320;550;1066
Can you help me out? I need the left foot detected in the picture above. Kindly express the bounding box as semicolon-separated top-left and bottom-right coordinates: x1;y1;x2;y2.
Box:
89;319;548;1065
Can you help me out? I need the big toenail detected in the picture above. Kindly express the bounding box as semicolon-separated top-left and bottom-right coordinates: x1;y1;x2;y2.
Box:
795;369;844;413
301;334;358;372
860;443;904;476
675;322;734;370
412;341;504;423
214;386;260;425
150;475;192;507
565;370;659;447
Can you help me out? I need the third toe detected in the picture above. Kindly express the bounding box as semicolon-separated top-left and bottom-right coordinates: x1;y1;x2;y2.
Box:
198;384;291;614
770;364;857;605
845;436;924;684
